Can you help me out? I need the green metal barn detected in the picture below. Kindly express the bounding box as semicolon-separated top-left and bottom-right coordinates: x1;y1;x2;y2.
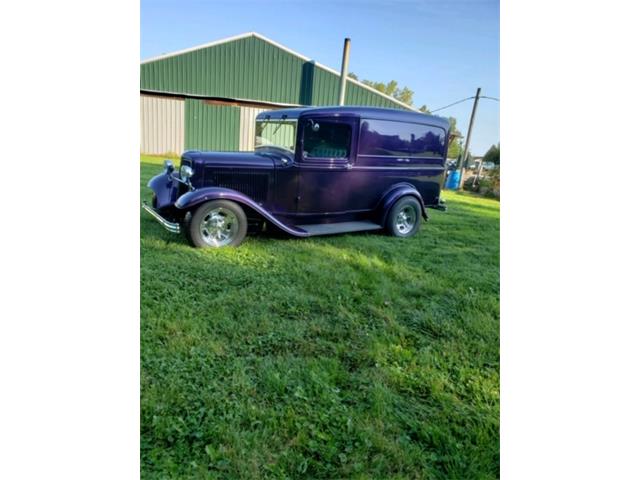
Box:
140;32;415;155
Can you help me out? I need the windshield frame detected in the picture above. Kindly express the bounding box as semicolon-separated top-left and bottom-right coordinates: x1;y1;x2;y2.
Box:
254;119;298;154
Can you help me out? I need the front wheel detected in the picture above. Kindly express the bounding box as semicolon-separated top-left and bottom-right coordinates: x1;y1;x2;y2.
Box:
386;196;422;238
187;200;248;248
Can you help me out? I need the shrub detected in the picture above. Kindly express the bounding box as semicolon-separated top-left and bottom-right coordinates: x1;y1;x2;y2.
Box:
462;167;500;199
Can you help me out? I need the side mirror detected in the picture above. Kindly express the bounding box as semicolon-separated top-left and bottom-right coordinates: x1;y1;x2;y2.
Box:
307;119;320;132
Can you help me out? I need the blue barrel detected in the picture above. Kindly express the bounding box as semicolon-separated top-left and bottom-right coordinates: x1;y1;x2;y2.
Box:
445;170;461;189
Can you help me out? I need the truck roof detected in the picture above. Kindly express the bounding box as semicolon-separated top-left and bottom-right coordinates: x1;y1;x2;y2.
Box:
256;106;449;130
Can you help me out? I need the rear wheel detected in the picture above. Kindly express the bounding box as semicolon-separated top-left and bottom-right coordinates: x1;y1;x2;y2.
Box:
386;196;422;238
187;200;247;248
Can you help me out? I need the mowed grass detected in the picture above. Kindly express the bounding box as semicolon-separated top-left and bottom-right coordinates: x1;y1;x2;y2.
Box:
140;155;500;479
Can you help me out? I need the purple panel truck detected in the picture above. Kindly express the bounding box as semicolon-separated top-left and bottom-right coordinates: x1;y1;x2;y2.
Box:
142;106;449;248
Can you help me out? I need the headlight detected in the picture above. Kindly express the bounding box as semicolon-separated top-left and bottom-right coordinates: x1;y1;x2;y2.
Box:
180;165;194;180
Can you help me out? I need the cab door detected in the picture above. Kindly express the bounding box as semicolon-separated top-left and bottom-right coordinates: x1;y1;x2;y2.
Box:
295;116;358;216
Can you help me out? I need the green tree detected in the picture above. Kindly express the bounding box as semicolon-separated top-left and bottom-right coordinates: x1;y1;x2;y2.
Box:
483;143;500;165
359;79;418;105
350;74;430;111
394;86;414;105
362;79;393;94
447;117;463;159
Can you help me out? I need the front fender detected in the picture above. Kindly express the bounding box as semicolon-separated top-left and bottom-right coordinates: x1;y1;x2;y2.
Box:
147;171;180;209
378;183;428;226
175;188;310;238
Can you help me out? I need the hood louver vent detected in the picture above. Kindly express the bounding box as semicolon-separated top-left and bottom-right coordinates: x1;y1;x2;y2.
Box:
204;168;270;203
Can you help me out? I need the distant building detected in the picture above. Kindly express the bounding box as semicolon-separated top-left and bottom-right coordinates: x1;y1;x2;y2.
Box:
140;32;415;155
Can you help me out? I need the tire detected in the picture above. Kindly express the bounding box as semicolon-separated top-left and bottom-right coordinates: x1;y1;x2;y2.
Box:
385;196;422;238
187;200;248;248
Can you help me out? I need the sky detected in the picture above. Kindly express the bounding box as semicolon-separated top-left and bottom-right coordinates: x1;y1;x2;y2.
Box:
141;0;499;155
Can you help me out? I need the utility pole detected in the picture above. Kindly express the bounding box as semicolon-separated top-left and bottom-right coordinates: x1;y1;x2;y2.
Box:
458;87;481;190
338;38;351;105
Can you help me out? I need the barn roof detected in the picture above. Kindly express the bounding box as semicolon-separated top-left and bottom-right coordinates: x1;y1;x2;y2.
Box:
141;32;418;112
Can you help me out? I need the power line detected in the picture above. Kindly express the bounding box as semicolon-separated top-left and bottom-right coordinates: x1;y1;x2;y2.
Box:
430;96;474;113
430;95;499;113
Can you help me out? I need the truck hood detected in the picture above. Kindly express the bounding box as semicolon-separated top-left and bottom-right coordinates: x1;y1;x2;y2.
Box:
182;150;280;169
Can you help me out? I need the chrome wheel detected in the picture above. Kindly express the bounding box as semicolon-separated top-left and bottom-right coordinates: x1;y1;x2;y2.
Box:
200;207;239;247
395;206;416;235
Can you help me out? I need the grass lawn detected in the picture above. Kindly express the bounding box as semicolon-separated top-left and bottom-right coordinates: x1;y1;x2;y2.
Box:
140;155;500;479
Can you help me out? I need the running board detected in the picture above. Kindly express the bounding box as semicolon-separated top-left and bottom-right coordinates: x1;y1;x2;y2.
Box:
296;221;382;236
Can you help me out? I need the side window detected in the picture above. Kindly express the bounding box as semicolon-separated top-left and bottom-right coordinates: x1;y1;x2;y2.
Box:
359;119;446;158
410;125;446;157
302;121;352;159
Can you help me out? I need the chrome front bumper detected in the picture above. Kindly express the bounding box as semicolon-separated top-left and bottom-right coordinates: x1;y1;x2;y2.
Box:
141;201;181;234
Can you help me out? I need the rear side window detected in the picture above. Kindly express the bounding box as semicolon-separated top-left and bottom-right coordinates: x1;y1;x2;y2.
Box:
359;119;446;158
302;121;352;159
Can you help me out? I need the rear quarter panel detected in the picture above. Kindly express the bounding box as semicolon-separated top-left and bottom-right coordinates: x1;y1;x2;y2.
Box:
351;116;447;208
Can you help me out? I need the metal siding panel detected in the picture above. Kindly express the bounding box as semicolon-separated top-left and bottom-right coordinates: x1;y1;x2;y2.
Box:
267;42;274;100
238;106;269;151
252;38;260;99
279;50;288;102
225;43;232;94
140;95;184;155
276;47;285;102
185;99;240;151
253;38;262;100
237;40;244;98
195;49;202;94
220;44;227;95
239;39;247;97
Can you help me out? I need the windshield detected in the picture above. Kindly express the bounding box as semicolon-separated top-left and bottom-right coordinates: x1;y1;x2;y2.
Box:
255;120;297;153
